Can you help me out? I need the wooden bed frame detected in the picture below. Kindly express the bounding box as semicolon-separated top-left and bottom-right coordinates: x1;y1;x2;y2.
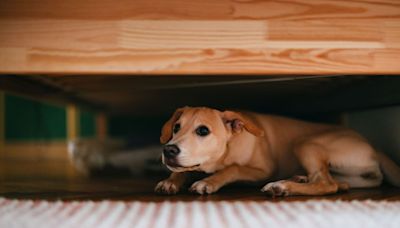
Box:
0;0;399;75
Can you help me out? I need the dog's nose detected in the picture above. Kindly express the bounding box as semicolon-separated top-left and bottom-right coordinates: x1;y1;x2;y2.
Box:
163;145;180;158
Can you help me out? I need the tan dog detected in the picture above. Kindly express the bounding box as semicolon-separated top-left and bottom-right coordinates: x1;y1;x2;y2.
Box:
155;107;400;196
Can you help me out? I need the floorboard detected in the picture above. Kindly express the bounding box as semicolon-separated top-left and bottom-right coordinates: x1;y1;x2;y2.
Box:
1;177;399;202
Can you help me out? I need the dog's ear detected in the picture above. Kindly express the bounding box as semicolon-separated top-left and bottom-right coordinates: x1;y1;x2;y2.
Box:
160;107;186;144
222;111;264;137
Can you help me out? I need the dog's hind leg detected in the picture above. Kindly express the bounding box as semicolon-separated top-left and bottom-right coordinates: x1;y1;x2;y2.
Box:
262;141;346;196
331;167;382;188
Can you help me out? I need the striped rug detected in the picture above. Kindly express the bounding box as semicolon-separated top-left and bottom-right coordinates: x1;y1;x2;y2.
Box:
0;198;399;228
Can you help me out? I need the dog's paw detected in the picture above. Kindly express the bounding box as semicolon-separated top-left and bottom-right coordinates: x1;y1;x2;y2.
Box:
189;180;218;195
261;181;290;197
155;179;180;195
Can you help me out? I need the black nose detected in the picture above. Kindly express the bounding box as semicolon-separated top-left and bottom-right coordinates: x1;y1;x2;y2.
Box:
163;144;180;158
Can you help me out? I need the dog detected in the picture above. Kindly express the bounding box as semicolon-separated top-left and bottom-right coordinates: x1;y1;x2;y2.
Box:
155;106;400;196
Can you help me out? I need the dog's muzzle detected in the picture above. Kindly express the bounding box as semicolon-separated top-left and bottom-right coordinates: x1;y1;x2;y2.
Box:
163;144;180;158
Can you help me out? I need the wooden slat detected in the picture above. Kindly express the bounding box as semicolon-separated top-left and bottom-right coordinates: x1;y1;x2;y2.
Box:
0;141;82;179
0;0;399;74
0;92;4;144
2;141;68;161
0;175;400;201
3;76;399;116
0;0;398;20
0;91;4;179
96;113;108;140
67;104;79;140
0;161;74;180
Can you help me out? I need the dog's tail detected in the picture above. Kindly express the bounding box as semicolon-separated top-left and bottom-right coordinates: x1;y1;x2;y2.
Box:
378;152;400;187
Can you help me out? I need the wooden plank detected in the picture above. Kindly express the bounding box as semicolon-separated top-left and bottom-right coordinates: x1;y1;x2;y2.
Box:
0;161;73;180
24;75;396;116
282;76;400;114
0;92;3;145
2;141;68;161
0;76;106;110
67;104;79;140
0;91;4;179
0;176;399;201
0;0;399;74
96;113;108;140
3;76;399;116
0;0;398;20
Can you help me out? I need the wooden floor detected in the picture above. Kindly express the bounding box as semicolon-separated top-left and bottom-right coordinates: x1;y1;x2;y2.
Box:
1;176;400;202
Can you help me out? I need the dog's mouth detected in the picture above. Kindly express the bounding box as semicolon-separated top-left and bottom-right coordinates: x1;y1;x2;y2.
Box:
168;163;200;169
162;155;201;172
165;162;201;172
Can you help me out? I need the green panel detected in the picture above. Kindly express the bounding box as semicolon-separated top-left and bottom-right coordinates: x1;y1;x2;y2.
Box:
5;94;66;141
79;110;96;138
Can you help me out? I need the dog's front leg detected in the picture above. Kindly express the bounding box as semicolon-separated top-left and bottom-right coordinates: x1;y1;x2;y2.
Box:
155;172;188;194
190;165;269;195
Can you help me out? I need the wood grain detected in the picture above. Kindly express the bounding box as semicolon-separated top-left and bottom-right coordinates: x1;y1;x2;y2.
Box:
0;0;399;74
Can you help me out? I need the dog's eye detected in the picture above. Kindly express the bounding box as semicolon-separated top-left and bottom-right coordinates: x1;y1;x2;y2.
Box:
196;125;210;137
173;123;181;134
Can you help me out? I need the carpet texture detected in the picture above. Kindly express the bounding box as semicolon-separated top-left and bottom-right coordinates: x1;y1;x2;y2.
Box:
0;198;399;228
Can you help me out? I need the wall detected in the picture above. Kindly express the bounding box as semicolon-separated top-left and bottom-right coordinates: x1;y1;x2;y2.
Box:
0;92;99;179
2;90;399;177
5;94;66;141
3;94;97;142
346;106;400;164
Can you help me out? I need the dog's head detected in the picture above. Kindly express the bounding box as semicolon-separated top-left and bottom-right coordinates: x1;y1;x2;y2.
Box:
160;107;264;172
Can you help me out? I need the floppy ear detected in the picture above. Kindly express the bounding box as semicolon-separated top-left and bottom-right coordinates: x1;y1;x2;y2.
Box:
160;107;186;144
222;111;264;137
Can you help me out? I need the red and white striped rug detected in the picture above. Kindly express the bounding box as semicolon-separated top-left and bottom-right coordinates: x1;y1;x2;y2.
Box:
0;198;399;228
